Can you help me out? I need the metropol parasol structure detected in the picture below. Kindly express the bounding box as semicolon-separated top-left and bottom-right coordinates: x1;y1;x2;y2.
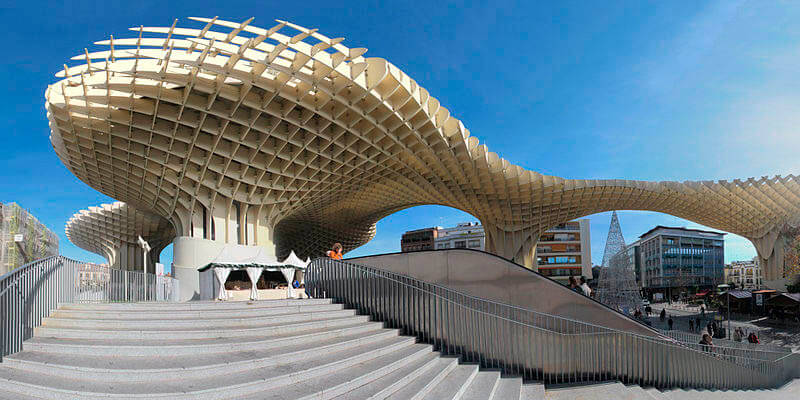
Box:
66;202;174;272
47;17;800;299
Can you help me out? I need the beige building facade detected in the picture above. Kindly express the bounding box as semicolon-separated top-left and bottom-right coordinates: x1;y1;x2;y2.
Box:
46;17;800;299
725;258;763;290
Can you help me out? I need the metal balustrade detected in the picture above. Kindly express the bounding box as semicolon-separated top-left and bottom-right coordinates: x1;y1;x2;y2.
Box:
306;258;800;390
0;256;178;361
659;329;790;354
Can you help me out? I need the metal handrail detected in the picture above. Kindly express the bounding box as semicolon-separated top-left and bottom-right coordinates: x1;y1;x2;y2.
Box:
658;329;791;354
0;256;178;361
307;258;800;390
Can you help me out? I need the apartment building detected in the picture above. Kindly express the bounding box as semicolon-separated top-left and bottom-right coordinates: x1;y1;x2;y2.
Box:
725;257;763;290
535;219;592;284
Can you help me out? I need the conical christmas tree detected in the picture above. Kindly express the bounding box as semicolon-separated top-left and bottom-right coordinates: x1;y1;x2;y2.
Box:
595;211;642;314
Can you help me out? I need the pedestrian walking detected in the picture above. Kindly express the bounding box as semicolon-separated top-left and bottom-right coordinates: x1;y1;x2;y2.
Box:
733;327;743;342
689;319;694;333
706;321;714;338
660;308;666;322
645;305;652;317
667;316;674;330
701;305;705;318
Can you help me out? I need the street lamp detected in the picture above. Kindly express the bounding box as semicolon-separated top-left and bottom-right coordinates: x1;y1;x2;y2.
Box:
718;284;730;339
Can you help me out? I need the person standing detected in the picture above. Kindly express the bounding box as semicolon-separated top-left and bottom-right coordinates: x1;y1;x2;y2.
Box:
706;321;714;338
326;243;343;260
689;319;695;333
660;308;666;322
699;333;713;353
667;316;674;330
579;276;592;297
568;276;582;293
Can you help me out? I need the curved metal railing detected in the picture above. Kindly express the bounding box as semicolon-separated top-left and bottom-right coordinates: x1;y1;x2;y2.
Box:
0;256;178;361
306;258;800;390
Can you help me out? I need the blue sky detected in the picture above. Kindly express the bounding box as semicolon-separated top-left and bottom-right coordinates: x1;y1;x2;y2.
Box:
2;1;799;270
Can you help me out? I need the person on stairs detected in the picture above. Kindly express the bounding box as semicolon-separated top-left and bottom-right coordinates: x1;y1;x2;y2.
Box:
326;243;343;260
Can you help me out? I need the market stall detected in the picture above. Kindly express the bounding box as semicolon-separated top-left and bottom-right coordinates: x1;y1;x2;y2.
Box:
198;246;310;301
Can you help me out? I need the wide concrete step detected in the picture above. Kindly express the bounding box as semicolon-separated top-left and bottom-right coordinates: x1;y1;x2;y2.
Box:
331;351;444;399
422;364;479;399
0;335;420;399
544;381;634;400
520;383;546;399
235;344;437;400
386;356;460;399
41;308;356;330
493;377;523;399
460;370;500;400
4;328;401;382
34;314;371;339
24;320;383;356
51;302;344;320
58;298;331;311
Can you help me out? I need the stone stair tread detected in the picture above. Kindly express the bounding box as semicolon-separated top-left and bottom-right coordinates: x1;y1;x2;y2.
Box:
460;370;500;400
26;320;380;348
645;388;672;400
544;381;630;400
52;303;344;319
7;327;397;372
41;309;356;330
0;335;415;396
621;384;658;400
493;377;522;399
59;298;331;311
386;357;459;399
625;384;660;400
519;383;546;400
238;344;434;400
330;351;442;400
34;314;371;339
422;364;479;400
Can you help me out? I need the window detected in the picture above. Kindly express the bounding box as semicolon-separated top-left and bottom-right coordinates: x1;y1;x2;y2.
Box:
454;241;466;248
468;240;480;248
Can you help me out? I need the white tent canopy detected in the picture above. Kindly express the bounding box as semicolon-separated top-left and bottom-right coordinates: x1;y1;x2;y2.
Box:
202;246;311;300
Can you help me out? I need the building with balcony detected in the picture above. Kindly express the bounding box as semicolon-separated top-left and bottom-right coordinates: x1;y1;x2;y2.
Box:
434;222;485;250
400;227;440;252
725;257;763;290
638;226;725;298
534;219;592;284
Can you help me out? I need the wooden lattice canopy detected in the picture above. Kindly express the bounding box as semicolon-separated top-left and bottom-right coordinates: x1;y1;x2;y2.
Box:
47;17;800;280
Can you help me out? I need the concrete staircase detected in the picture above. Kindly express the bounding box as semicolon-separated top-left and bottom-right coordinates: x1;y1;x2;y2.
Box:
0;299;797;399
0;299;541;399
